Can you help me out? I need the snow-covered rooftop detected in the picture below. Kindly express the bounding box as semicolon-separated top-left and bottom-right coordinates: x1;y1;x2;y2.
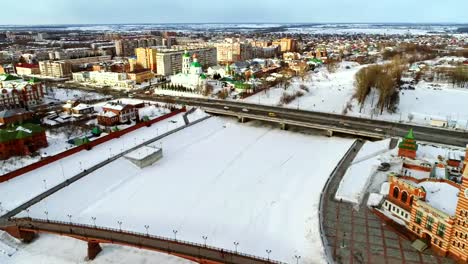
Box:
419;181;459;216
124;146;160;161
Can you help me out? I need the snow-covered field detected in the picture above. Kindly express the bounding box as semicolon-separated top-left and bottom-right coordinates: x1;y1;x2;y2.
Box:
0;231;193;264
245;60;468;129
0;110;208;213
16;117;354;264
44;87;109;103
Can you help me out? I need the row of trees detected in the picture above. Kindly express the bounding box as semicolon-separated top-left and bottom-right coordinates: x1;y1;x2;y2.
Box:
158;83;198;93
355;57;406;114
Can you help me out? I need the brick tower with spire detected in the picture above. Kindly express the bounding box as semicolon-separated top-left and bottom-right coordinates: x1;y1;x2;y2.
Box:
398;129;418;159
448;149;468;262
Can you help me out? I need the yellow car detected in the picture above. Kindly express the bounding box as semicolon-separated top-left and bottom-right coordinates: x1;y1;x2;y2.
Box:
268;112;277;117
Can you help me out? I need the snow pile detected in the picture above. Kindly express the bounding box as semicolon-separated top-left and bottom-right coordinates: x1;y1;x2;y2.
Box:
138;105;170;120
367;193;384;208
380;182;390;195
0;232;17;257
419;181;459;216
18;117;354;264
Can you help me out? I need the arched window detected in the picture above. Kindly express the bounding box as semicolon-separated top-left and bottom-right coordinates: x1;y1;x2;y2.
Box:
401;191;408;203
393;187;400;199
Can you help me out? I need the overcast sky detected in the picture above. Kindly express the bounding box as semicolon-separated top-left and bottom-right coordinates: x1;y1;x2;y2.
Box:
2;0;467;25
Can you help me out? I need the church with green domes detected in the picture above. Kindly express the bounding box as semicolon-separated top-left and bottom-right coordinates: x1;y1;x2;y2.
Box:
170;51;207;91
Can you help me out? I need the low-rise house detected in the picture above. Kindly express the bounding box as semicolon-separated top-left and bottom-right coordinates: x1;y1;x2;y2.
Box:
0;109;33;126
0;123;47;159
97;102;138;126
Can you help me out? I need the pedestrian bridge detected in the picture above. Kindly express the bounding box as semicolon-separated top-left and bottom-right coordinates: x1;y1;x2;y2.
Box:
3;218;282;264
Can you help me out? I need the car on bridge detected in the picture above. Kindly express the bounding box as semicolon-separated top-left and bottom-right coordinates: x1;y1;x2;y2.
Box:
268;112;277;117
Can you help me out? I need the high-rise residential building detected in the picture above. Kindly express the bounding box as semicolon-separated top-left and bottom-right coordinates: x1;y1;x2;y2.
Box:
135;47;157;72
115;37;162;57
39;60;72;78
215;42;253;64
272;38;297;53
156;47;216;76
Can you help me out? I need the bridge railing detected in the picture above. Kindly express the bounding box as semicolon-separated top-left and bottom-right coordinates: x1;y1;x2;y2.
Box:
13;217;285;264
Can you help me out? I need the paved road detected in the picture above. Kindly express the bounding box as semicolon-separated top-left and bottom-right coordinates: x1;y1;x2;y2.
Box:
133;95;468;147
319;139;455;264
0;115;211;224
12;217;282;264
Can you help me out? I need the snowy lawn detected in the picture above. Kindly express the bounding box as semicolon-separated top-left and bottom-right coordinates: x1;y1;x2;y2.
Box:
0;231;193;264
18;117;354;264
245;60;468;128
0;112;197;213
44;87;109;103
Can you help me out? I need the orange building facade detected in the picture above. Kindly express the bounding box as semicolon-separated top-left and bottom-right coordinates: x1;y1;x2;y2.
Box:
384;154;468;262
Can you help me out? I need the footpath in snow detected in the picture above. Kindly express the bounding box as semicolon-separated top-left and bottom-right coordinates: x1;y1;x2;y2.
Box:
17;117;354;264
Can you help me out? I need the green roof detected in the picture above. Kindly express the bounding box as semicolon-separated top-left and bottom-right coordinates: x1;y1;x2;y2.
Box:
183;51;190;58
0;123;45;143
0;74;22;82
74;137;90;146
91;127;102;136
28;77;41;84
191;61;202;68
405;129;415;140
200;73;207;79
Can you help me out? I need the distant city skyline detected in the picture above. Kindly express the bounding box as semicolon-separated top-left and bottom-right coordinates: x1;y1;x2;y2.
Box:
1;0;468;25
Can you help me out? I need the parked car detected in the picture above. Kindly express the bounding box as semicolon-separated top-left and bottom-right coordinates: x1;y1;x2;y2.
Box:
378;162;391;171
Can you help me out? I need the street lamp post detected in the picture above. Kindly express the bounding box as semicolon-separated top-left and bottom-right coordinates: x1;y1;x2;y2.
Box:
117;221;123;232
294;255;301;264
67;214;72;224
266;249;272;261
144;225;150;237
25;209;30;218
43;179;47;190
202;236;208;247
91;217;96;227
173;229;178;241
233;241;239;253
44;211;49;222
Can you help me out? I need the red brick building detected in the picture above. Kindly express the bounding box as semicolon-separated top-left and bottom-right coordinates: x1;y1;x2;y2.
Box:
0;109;33;126
0;74;45;110
381;135;468;262
97;102;138;126
0;123;47;159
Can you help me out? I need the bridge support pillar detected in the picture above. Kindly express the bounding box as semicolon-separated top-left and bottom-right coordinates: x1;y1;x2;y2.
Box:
4;226;36;243
280;123;288;130
237;116;247;123
87;241;102;260
326;130;333;137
